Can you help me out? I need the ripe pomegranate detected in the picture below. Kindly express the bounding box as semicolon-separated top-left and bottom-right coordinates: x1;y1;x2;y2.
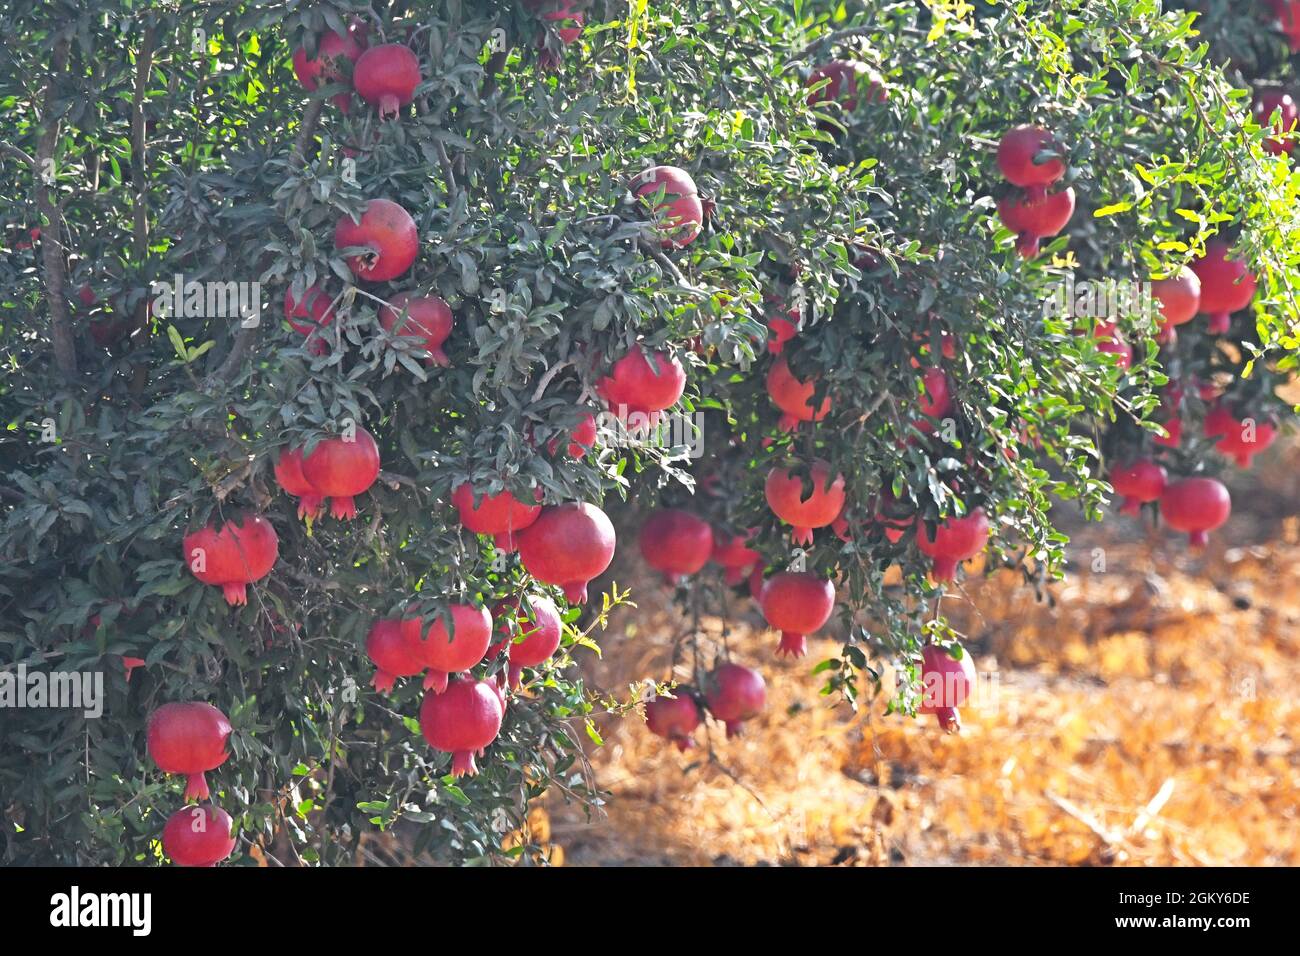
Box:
1094;321;1133;370
335;199;419;283
711;528;761;585
273;448;325;521
806;60;884;112
996;125;1065;202
704;663;767;738
766;304;800;355
379;293;454;367
419;679;504;776
292;28;365;110
1109;459;1167;515
1152;266;1200;334
596;344;686;416
411;604;493;694
541;3;584;43
1190;240;1256;334
1204;404;1277;468
917;508;991;583
1254;87;1298;155
919;643;977;733
162;805;237;867
765;461;846;545
517;502;616;603
766;356;831;432
645;689;701;751
183;514;279;606
352;43;421;119
1161;477;1231;547
147;702;232;801
451;483;542;551
549;411;598;457
639;508;714;584
997;187;1075;257
918;367;953;421
634;165;704;248
366;618;427;694
490;595;563;689
759;571;835;658
283;284;335;355
300;426;381;520
1268;0;1300;51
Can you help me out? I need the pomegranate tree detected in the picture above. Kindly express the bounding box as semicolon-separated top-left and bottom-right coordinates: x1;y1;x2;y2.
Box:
147;702;232;801
419;679;505;777
759;571;836;658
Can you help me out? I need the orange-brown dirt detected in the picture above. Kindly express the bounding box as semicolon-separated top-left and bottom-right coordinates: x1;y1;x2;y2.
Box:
544;446;1300;866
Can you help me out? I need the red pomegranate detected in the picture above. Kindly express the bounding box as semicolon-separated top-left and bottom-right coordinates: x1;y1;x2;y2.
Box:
639;508;714;583
997;187;1075;257
1268;0;1300;51
489;594;564;689
352;43;421;119
380;292;454;367
451;483;542;551
283;284;335;355
1109;459;1167;515
541;4;585;43
918;367;953;420
806;60;884;112
596;344;686;416
634;165;704;248
300;426;381;520
419;679;505;776
517;502;617;603
917;508;991;582
919;643;977;733
1094;321;1133;370
766;301;800;355
162;805;237;867
147;702;232;801
711;528;761;585
366;618;427;694
645;689;701;751
1190;240;1256;334
996;125;1065;202
1254;88;1298;155
759;571;835;658
1161;477;1231;547
765;461;846;545
704;663;767;738
549;411;598;457
1204;404;1277;468
766;356;831;432
293;28;364;88
411;604;493;694
1152;266;1201;333
183;514;279;606
273;448;325;521
335;199;419;283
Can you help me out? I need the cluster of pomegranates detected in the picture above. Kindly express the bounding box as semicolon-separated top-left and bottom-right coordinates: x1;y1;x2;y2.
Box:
146;702;238;866
995;124;1074;258
292;23;420;120
645;661;768;750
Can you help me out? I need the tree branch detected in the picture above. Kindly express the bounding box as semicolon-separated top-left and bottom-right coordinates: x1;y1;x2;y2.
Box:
35;33;77;382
